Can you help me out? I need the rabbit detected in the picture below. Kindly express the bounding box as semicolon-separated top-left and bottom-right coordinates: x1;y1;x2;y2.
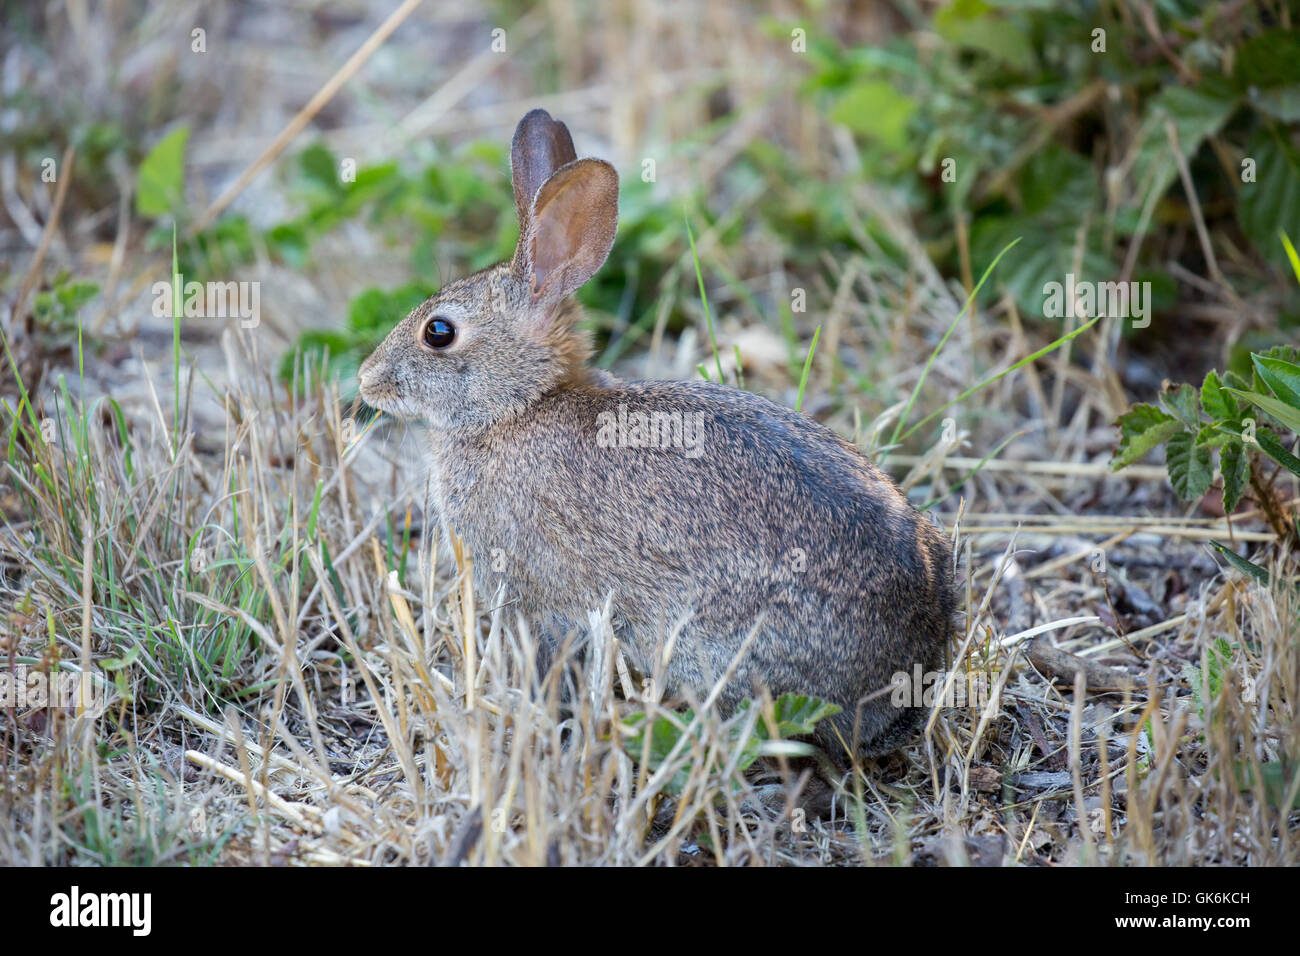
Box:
359;109;955;768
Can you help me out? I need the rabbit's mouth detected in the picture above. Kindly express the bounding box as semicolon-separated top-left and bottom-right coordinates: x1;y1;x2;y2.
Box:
358;382;409;420
357;368;408;419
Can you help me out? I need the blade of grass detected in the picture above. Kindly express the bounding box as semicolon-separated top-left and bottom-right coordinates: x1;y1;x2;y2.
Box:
795;325;822;413
900;315;1101;443
685;212;724;384
1281;230;1300;286
921;429;1025;511
172;223;182;457
890;237;1021;445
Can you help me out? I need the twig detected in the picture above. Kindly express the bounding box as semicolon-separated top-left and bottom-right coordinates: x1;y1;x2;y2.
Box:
12;145;75;325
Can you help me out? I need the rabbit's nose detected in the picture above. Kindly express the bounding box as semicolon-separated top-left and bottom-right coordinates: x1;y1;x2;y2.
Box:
357;355;379;396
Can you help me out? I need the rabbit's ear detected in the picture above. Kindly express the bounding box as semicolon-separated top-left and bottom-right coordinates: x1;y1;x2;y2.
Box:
520;158;619;303
511;109;577;234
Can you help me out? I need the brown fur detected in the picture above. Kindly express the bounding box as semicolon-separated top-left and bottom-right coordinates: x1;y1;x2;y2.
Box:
359;109;955;764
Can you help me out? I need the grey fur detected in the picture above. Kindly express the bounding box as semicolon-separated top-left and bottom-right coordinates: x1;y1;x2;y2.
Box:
359;110;955;763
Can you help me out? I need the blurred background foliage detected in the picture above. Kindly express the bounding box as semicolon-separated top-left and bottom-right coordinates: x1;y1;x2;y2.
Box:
266;1;1298;392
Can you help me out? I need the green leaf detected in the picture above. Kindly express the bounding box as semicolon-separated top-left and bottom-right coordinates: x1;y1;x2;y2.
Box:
1131;87;1237;207
1251;354;1300;408
1200;370;1236;421
893;237;1023;444
299;143;344;196
265;223;310;268
1194;422;1226;449
794;326;821;413
1160;382;1202;430
831;82;916;150
277;330;363;385
1237;30;1300;89
933;0;1035;72
1219;440;1249;514
1226;387;1300;435
1238;129;1300;271
620;707;733;795
136;126;189;217
100;646;141;672
1253;344;1300;366
346;283;436;335
1209;540;1270;587
1166;429;1213;500
1254;426;1300;479
620;694;840;796
1111;403;1180;469
970;147;1107;318
744;693;843;740
1235;761;1300;811
1253;87;1300;122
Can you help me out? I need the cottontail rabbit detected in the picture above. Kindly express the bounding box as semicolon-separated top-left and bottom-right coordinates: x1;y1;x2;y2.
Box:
359;109;955;763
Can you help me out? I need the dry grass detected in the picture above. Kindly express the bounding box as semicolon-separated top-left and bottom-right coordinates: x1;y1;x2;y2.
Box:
1;1;1297;866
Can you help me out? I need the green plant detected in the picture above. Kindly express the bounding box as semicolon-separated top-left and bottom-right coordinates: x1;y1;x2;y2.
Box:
28;272;100;351
621;692;840;796
1112;350;1299;532
1112;235;1300;560
803;3;1300;325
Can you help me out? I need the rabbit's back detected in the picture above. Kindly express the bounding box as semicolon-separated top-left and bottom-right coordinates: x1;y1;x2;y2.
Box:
436;377;954;759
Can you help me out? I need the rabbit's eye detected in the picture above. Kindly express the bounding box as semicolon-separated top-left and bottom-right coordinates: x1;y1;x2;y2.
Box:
423;317;456;350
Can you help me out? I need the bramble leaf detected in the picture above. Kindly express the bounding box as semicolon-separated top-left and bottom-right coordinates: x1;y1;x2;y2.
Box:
1166;429;1213;500
1219;440;1249;514
1200;370;1236;421
1112;403;1180;469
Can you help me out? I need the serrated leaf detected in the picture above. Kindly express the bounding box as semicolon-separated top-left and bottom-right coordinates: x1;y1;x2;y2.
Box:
1238;130;1300;270
1166;429;1213;500
1161;382;1202;430
1219;440;1249;513
1194;422;1226;449
1223;369;1252;392
744;693;843;740
620;710;698;795
1253;344;1300;366
1251;354;1300;408
1131;87;1237;207
1112;403;1181;469
1200;370;1236;421
136;126;189;217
